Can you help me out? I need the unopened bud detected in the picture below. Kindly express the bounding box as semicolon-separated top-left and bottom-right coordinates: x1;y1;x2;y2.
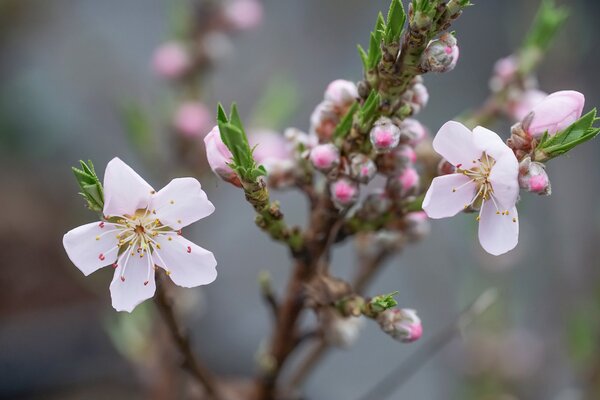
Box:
310;101;339;141
324;79;358;109
404;80;429;115
387;167;420;198
309;143;340;172
489;55;518;92
173;102;212;138
223;0;263;31
421;33;459;73
525;90;585;138
349;154;377;183
152;42;191;80
204;126;241;187
330;178;359;209
360;190;392;217
370;117;401;153
377;308;422;343
399;118;428;145
323;311;365;348
404;211;430;241
518;157;551;195
507;89;547;122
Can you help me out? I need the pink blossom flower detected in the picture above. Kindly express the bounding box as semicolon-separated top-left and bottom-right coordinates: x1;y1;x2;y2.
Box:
309;143;340;172
489;55;518;91
324;79;358;108
223;0;263;31
423;121;520;255
63;158;217;312
152;42;191;80
173;102;212;138
525;90;585;138
204;126;241;187
507;89;547;122
248;130;293;172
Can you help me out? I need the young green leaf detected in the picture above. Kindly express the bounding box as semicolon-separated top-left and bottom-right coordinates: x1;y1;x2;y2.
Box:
333;102;359;140
369;291;399;313
384;0;406;45
357;44;369;71
523;0;569;52
72;160;104;212
359;90;381;128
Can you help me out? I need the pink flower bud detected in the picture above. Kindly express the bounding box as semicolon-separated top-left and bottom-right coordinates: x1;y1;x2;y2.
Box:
173;102;212;138
405;79;429;115
489;55;518;92
248;130;292;172
310;101;339;141
421;33;459;73
525;90;585;138
398;145;417;164
370;117;401;153
399;118;428;145
204;126;241;187
223;0;263;31
309;143;340;172
324;79;358;108
378;308;422;343
404;211;430;241
330;178;359;209
518;158;551;195
361;190;392;216
152;42;191;80
388;167;420;197
507;89;548;122
349;153;377;183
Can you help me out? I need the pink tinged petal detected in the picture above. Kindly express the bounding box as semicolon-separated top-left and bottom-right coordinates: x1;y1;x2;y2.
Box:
110;252;156;312
478;202;519;256
432;121;480;167
63;222;120;276
153;235;217;288
422;174;477;219
472;126;513;160
488;153;520;209
152;178;215;230
103;158;154;217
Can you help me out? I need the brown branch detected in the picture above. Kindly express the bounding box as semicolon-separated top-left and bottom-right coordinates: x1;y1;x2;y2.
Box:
154;274;222;399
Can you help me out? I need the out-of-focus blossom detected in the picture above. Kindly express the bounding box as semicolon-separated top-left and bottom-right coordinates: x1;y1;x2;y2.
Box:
489;55;518;92
518;157;551;195
370;117;401;153
399;118;428;145
378;308;422;343
388;166;420;198
248;130;293;173
405;78;430;114
324;79;358;109
323;311;365;348
173;102;212;138
423;121;520;255
152;42;191;80
310;101;339;141
63;158;217;312
330;178;359;209
223;0;263;31
404;211;430;241
309;143;340;172
524;90;585;138
349;153;377;183
204;126;241;187
507;89;547;122
201;32;235;64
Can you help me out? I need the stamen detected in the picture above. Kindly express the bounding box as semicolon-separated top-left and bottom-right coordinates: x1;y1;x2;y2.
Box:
187;246;192;254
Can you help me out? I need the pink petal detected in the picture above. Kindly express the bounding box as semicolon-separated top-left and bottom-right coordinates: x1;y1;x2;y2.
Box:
489;154;519;209
63;222;119;276
478;203;519;255
432;121;481;167
151;178;215;230
423;174;477;219
153;234;217;288
472;126;512;160
110;252;156;312
103;158;154;217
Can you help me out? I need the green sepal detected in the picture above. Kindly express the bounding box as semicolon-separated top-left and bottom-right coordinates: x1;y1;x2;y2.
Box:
369;291;399;313
367;13;386;70
72;160;104;212
333;102;359;140
384;0;406;45
357;44;369;71
535;109;600;161
359;90;381;128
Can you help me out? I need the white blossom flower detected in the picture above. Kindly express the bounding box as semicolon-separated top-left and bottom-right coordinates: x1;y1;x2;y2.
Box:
423;122;520;255
63;158;217;312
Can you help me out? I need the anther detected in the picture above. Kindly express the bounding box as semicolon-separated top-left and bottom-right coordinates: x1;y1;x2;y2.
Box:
144;280;149;286
99;222;105;228
112;263;118;269
98;253;105;261
120;276;125;282
95;236;100;241
187;246;191;254
170;200;175;204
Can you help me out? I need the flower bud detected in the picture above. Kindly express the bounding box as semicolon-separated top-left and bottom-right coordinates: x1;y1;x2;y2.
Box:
249;130;293;174
405;79;429;115
404;211;430;242
377;308;422;343
173;102;212;138
349;153;377;183
489;55;518;92
322;311;364;348
204;126;241;187
387;167;420;198
507;89;547;122
524;90;585;138
310;101;339;141
359;190;392;218
330;178;359;209
223;0;263;31
399;118;427;145
324;79;358;108
370;117;401;153
309;143;340;172
152;42;191;79
421;33;459;73
518;157;551;195
398;145;417;164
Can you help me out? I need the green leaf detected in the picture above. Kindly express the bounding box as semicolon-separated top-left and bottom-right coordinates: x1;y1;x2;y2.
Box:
369;291;399;313
359;90;380;128
217;103;228;124
357;44;369;71
523;0;569;52
366;13;386;70
535;109;600;161
384;0;406;45
72;160;104;212
333;102;359;140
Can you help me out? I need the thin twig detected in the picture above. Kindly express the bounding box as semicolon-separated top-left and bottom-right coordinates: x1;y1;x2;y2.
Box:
154;274;222;399
355;288;499;400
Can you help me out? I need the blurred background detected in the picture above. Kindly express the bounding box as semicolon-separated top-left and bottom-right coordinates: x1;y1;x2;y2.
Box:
1;0;600;399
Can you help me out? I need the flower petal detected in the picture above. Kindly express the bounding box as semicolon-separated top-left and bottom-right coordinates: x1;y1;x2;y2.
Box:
63;222;120;276
489;154;519;210
103;158;154;217
152;178;215;230
153;234;217;288
478;202;519;256
432;121;481;167
423;174;477;219
110;252;156;312
472;126;512;161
